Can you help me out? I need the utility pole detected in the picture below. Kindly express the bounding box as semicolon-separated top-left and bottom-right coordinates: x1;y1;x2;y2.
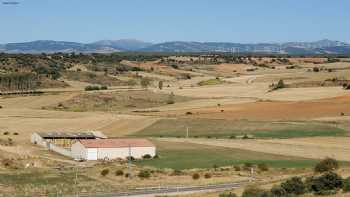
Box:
75;166;78;197
128;144;133;179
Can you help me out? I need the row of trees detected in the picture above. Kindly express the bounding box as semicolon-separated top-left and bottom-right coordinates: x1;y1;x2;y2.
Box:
0;73;37;92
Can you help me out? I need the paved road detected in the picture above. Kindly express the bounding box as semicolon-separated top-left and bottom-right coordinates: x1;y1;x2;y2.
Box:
74;181;248;197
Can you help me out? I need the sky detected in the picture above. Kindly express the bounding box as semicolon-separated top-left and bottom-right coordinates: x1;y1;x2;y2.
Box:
0;0;350;44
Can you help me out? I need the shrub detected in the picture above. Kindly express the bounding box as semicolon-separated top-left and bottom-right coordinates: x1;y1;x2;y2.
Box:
153;154;159;159
342;177;350;192
85;85;100;91
115;170;124;176
219;192;238;197
314;157;339;173
167;92;175;104
3;132;9;135
142;154;152;159
310;172;343;194
100;169;109;176
242;186;266;197
138;170;151;179
0;105;2;109
172;169;183;176
100;85;108;90
234;165;241;171
185;111;193;115
242;134;250;139
280;176;306;195
204;173;212;179
192;173;200;180
275;79;285;89
257;163;269;171
270;185;287;197
126;156;135;161
243;163;253;171
313;67;320;72
13;132;19;135
125;173;131;178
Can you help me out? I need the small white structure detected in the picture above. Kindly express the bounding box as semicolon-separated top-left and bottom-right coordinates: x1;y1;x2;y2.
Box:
71;139;156;160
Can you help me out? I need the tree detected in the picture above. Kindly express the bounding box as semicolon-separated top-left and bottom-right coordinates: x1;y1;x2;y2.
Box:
280;176;306;195
275;79;285;89
270;185;287;197
310;172;343;194
242;186;267;197
158;81;163;90
140;78;151;89
314;158;339;173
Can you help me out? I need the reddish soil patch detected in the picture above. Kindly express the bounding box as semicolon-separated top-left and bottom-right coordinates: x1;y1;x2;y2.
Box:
176;94;350;120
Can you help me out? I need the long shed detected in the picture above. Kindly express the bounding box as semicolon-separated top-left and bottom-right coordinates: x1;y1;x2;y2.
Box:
71;139;156;160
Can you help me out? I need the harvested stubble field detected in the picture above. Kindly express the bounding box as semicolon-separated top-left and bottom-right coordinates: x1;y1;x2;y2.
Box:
46;90;191;112
160;137;350;162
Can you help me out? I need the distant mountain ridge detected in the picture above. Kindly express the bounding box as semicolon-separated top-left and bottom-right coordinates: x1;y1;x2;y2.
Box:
0;39;349;54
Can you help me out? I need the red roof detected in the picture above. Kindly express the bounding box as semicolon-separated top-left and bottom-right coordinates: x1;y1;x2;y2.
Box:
79;139;155;148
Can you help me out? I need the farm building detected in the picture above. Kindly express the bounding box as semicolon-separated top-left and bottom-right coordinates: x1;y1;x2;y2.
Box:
31;131;107;148
71;139;156;160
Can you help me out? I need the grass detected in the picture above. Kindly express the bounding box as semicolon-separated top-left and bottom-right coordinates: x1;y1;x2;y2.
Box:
198;79;223;86
0;169;113;196
132;118;345;139
136;140;317;170
48;90;192;112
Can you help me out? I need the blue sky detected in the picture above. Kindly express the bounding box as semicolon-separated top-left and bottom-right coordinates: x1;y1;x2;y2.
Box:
0;0;349;43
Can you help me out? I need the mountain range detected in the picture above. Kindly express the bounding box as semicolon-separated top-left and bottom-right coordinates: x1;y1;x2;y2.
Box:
0;39;349;54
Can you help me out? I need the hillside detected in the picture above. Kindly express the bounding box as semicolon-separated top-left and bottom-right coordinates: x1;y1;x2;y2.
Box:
1;39;350;54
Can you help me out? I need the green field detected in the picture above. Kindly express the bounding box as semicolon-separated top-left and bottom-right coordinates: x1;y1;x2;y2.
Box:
136;140;317;170
132;118;345;139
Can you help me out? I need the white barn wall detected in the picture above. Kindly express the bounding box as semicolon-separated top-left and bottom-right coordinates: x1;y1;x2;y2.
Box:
97;147;156;160
30;133;48;148
71;142;87;159
71;141;156;160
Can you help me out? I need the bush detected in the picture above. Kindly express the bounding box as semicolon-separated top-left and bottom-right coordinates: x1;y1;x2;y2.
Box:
153;154;159;159
280;176;306;195
192;173;200;180
100;85;108;90
342;177;350;192
242;186;267;197
138;170;151;179
126;156;135;161
85;85;100;91
313;67;320;72
243;163;253;171
310;172;343;194
234;165;241;171
3;132;9;135
270;185;287;197
142;154;152;159
204;173;212;179
275;79;285;89
13;132;19;135
257;163;269;171
314;157;339;173
115;170;124;176
125;173;131;178
172;169;183;176
219;192;238;197
100;169;109;176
